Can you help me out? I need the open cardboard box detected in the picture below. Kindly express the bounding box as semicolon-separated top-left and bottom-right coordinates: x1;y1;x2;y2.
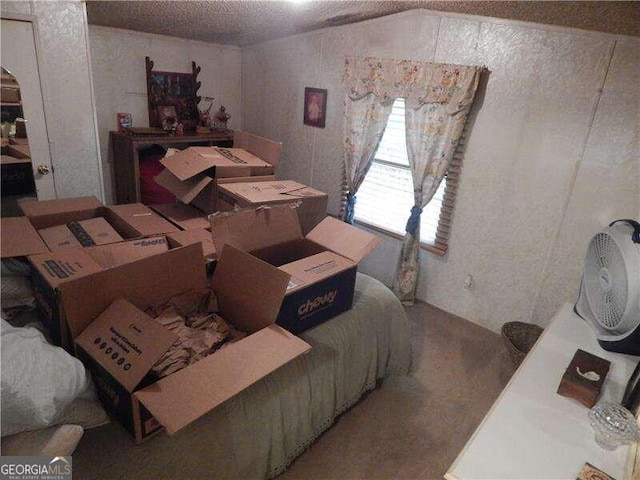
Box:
166;228;217;263
166;228;218;277
1;196;107;258
19;196;105;230
68;243;311;443
154;130;281;214
28;236;169;348
150;203;217;267
209;205;381;334
1;196;177;258
217;180;328;234
150;202;210;230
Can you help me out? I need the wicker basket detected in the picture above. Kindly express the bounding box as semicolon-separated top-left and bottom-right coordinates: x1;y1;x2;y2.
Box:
501;321;544;366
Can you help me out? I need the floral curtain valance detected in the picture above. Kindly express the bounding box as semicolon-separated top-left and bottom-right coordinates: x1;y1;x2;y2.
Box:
343;56;482;114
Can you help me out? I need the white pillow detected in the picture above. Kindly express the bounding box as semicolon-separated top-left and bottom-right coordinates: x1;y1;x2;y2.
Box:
1;320;94;437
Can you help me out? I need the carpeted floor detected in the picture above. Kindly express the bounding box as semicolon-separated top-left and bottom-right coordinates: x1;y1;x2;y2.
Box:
277;301;517;480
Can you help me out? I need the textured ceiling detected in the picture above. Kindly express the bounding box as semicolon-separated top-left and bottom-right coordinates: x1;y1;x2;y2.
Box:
86;1;640;47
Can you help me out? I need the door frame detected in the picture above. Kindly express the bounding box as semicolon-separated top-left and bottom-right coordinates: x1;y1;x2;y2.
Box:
2;12;57;199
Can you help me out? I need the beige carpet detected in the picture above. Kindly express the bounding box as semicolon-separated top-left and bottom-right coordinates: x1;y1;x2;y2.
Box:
277;301;517;480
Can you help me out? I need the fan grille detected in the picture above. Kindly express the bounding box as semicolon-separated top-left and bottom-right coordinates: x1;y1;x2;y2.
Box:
584;232;628;329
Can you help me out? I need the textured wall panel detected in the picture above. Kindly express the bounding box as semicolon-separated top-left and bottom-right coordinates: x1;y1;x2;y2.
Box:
242;34;323;188
89;26;242;203
530;38;640;327
418;20;613;332
2;1;31;15
242;10;631;334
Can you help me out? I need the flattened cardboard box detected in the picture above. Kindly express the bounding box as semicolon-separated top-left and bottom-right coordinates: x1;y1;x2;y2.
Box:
217;180;328;234
71;244;311;443
210;206;380;334
29;237;169;348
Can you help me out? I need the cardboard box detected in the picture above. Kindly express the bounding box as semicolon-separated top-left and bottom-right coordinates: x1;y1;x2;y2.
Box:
68;243;311;443
1;196;109;257
29;237;169;348
105;203;180;238
217;180;328;234
19;196;104;230
154;131;281;214
155;146;274;209
210;175;276;213
166;228;217;262
84;236;169;270
2;197;177;259
0;217;49;258
149;202;209;230
209;206;380;334
38;217;124;251
233;130;282;167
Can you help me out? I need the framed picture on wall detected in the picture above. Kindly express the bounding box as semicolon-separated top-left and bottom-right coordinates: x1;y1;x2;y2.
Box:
303;87;327;128
145;56;201;132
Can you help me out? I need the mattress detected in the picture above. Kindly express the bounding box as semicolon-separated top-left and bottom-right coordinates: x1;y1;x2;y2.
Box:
72;273;412;479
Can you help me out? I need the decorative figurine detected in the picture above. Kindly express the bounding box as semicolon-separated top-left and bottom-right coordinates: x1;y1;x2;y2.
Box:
196;97;214;134
214;105;231;132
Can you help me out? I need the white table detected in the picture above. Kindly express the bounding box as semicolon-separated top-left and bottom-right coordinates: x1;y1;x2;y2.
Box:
446;303;638;480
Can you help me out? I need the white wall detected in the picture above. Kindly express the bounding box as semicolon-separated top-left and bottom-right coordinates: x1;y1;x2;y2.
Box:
242;10;640;332
88;26;242;204
2;0;104;200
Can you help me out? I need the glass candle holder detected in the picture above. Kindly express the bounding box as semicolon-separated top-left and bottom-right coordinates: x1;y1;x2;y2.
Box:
588;402;640;450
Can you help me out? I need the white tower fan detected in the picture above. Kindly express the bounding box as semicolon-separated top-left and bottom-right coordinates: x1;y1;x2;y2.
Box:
574;219;640;355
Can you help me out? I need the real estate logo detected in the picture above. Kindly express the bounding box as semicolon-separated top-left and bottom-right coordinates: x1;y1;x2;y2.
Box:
0;456;72;480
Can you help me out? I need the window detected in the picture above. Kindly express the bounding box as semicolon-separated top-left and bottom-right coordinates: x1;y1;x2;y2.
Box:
353;98;463;255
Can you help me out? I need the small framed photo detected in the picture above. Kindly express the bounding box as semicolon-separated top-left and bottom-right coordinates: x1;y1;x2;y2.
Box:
303;87;327;128
117;113;132;132
157;105;178;131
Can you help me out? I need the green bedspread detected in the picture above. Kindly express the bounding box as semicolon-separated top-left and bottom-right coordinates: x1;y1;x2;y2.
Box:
73;273;412;479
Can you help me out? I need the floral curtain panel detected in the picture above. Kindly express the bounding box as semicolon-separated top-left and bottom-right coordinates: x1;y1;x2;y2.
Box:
342;94;393;223
392;102;472;304
342;56;482;304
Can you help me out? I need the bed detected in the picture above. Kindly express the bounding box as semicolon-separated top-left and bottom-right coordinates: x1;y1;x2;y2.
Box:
70;272;412;479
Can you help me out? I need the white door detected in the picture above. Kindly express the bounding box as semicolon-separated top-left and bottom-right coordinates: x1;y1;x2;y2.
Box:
1;18;56;199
